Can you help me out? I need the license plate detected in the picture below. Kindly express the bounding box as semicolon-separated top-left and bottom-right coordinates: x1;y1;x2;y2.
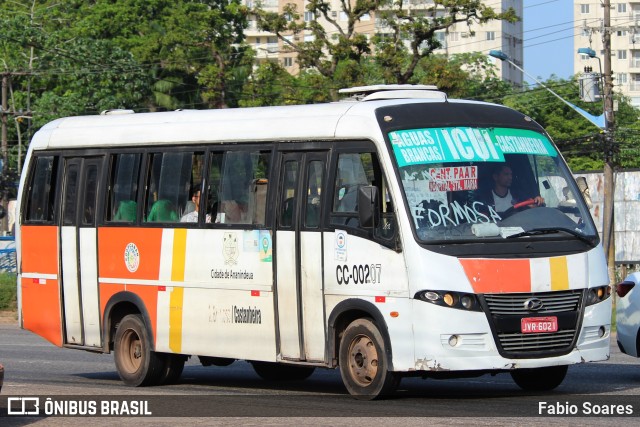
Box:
521;316;558;334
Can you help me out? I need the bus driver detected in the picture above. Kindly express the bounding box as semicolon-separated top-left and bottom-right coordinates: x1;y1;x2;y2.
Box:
482;164;544;214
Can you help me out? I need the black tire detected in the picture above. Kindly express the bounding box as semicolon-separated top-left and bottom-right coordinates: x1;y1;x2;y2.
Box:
199;356;235;367
158;353;186;385
113;314;164;386
251;361;315;381
510;365;568;391
338;318;399;400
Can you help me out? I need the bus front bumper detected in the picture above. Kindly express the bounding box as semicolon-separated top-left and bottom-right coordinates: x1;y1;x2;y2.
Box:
408;298;611;373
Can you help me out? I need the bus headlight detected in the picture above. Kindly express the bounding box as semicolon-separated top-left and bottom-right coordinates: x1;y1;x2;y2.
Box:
415;290;482;311
443;293;456;307
461;295;474;310
585;285;611;306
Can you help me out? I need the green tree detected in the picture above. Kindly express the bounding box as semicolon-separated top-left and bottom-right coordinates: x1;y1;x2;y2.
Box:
61;0;252;109
254;0;376;99
0;0;148;184
501;76;640;170
374;0;518;84
239;61;295;107
255;0;517;99
291;70;335;104
1;1;150;122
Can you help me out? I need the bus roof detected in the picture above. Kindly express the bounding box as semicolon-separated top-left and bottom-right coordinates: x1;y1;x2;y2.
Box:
28;93;517;151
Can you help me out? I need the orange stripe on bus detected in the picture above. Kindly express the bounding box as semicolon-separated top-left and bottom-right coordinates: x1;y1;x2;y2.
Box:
99;283;125;323
21;225;59;274
460;259;532;293
99;283;159;345
20;225;62;346
98;227;163;280
126;284;160;344
21;276;62;347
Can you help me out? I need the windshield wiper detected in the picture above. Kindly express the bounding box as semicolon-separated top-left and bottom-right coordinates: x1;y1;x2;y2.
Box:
506;227;594;245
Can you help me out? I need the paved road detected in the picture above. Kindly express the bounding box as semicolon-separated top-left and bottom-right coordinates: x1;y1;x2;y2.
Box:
1;321;639;425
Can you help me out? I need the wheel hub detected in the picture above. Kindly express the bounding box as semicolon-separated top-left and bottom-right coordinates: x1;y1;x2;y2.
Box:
348;335;379;386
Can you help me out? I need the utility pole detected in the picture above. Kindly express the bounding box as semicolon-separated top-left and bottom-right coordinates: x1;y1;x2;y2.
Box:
602;0;616;286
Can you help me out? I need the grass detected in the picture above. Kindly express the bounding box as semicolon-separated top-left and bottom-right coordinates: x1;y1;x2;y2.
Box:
0;272;17;311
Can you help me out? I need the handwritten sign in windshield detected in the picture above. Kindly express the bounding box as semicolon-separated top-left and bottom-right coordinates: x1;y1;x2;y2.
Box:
389;127;557;167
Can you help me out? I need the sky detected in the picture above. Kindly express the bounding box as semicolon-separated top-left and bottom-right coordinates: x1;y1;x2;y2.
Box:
522;0;574;84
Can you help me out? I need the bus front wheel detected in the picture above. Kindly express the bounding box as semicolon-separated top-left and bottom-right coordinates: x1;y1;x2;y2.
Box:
510;365;568;391
114;314;164;386
339;318;399;400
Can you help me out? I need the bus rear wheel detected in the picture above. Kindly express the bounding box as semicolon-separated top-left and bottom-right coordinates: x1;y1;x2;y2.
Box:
159;353;186;385
510;365;568;391
339;318;399;400
114;314;164;386
251;361;315;381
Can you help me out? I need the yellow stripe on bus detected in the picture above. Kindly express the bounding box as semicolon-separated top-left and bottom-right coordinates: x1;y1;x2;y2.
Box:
550;257;569;291
171;229;187;282
169;229;187;353
169;287;184;353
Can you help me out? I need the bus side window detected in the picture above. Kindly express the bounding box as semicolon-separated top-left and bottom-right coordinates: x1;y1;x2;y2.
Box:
143;151;196;224
81;163;99;226
329;152;396;241
304;161;323;229
248;178;268;226
106;153;141;223
24;156;59;223
215;150;270;226
178;152;205;224
330;153;369;228
206;152;223;223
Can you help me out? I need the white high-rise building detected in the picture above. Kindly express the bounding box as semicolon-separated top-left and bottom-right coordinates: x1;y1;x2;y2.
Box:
244;1;523;86
574;1;640;106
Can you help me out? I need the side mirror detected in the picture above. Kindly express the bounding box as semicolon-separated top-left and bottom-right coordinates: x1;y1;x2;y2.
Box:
358;185;379;229
576;177;593;209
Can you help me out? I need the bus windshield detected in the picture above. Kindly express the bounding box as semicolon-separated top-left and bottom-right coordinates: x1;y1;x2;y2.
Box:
388;126;598;243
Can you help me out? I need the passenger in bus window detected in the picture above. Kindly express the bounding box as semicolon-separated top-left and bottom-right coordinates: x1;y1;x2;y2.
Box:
219;199;248;224
478;164;544;214
181;185;211;223
114;200;137;222
147;199;179;222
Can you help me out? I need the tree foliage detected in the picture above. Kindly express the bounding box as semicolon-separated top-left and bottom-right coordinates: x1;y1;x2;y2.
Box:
255;0;517;98
374;0;518;84
65;0;252;109
412;52;512;100
501;76;640;170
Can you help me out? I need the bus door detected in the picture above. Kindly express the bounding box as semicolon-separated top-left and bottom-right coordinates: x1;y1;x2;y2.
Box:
60;157;103;347
276;151;328;362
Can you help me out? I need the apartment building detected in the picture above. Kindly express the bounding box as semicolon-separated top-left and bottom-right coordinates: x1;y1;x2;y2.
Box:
574;1;640;106
244;0;523;86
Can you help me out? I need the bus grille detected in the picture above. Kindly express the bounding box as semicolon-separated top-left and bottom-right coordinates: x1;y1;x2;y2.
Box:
498;330;577;352
481;290;584;357
484;290;582;315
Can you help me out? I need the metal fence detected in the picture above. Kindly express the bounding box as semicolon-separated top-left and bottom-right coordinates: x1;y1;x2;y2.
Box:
0;237;16;273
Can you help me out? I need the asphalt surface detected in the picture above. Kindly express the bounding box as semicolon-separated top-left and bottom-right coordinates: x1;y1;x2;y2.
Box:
1;316;639;425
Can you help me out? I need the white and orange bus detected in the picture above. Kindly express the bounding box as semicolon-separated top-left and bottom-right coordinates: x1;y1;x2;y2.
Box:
16;85;611;399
